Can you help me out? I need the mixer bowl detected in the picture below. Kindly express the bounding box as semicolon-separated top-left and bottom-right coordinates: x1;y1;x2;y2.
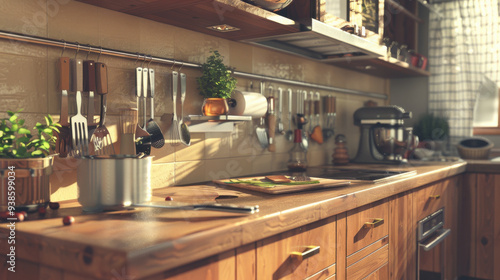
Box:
373;127;416;160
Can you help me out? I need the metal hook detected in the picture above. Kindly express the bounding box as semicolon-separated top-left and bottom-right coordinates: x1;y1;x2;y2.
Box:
134;52;140;64
147;55;153;68
141;55;146;67
171;60;177;70
97;47;103;62
74;43;80;59
178;62;184;72
60;40;66;57
86;45;92;60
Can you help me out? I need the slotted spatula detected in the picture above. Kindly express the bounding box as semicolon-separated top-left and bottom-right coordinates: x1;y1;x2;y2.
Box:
91;62;115;155
71;59;89;157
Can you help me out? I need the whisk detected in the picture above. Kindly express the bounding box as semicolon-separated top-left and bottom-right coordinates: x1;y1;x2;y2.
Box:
119;108;138;155
170;71;181;146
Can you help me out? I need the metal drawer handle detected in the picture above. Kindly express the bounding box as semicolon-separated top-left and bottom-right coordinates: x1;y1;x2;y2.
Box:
290;245;320;261
0;168;35;178
419;228;450;251
429;195;440;199
364;218;384;229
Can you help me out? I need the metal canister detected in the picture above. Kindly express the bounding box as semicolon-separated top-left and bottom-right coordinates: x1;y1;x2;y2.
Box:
76;155;152;212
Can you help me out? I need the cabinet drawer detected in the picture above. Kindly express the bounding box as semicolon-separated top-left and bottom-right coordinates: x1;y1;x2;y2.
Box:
346;199;389;256
346;244;388;280
362;262;389;280
256;216;336;280
413;181;447;222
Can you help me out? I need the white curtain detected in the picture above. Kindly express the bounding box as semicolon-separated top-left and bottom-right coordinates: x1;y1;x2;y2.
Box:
428;0;499;148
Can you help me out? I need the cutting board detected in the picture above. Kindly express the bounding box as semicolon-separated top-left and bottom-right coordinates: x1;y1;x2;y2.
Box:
213;176;351;194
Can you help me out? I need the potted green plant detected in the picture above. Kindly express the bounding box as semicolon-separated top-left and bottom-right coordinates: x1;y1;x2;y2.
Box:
413;113;449;152
196;50;237;116
0;110;61;212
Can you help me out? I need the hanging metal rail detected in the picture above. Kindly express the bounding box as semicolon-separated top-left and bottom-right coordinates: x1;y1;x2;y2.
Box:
0;30;387;100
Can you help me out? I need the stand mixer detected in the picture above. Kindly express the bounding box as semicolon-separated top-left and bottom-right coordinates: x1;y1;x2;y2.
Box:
352;106;414;164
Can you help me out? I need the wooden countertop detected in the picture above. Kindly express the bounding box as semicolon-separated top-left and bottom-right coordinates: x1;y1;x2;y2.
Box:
0;162;468;279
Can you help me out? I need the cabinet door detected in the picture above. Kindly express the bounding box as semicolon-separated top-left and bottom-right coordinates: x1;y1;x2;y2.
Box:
256;217;336;280
413;176;459;280
152;250;235;280
475;174;500;279
389;191;416;280
346;199;389;256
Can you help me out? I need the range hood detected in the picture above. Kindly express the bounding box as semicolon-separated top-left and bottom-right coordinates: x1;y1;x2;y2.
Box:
244;19;387;63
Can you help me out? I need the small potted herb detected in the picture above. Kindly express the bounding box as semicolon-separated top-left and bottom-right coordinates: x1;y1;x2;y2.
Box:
0;110;61;212
196;50;237;116
413;113;449;152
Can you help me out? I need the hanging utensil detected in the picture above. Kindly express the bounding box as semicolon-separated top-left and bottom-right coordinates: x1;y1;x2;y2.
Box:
56;57;71;157
277;87;285;135
255;81;268;148
120;108;138;155
91;62;115;155
170;71;181;146
135;67;151;155
266;94;276;152
179;72;191;146
71;59;89;157
145;68;165;149
300;90;309;150
310;92;323;144
83;60;95;125
286;88;293;141
135;67;149;136
323;95;335;141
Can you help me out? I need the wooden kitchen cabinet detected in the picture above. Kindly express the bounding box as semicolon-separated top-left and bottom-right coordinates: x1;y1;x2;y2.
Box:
412;176;459;280
459;173;500;280
255;216;337;280
341;199;389;280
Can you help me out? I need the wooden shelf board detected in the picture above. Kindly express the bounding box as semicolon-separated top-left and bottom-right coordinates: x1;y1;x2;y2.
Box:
330;56;430;78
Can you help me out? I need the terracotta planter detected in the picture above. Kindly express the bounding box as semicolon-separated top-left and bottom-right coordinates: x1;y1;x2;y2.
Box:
0;155;55;212
202;98;229;116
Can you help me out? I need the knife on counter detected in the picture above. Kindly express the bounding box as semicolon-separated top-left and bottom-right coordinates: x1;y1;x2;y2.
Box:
132;202;259;214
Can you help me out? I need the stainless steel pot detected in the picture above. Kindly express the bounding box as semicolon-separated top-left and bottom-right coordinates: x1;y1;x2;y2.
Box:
76;155;152;212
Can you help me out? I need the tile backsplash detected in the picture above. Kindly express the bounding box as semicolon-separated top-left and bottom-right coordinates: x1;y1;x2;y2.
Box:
0;0;389;202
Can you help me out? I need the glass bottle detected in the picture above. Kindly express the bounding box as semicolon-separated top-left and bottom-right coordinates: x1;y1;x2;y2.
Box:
287;128;308;173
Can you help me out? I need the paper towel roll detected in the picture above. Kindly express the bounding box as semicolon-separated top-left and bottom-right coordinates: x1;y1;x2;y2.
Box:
228;90;268;118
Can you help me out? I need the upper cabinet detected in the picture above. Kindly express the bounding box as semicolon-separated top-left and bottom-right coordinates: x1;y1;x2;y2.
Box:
76;0;429;78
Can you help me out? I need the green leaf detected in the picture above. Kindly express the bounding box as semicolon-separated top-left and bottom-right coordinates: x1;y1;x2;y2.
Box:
45;116;50;126
8;114;17;123
18;119;25;126
31;150;43;156
35;122;42;128
0;131;3;137
40;141;50;150
17;128;31;135
7;111;14;117
16;137;29;145
47;114;54;125
43;128;53;135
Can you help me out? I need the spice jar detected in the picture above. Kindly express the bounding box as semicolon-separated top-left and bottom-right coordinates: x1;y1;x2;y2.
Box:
332;134;349;165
